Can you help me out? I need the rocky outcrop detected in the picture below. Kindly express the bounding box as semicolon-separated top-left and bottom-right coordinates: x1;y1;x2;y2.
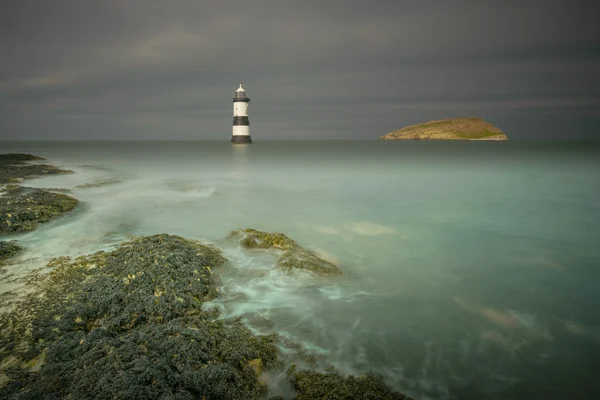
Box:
289;369;413;400
380;117;508;140
229;228;343;276
0;241;22;263
0;234;407;399
0;185;79;234
0;234;279;399
0;154;73;184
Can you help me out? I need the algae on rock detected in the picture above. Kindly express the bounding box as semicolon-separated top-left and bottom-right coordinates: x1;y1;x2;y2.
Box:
229;228;343;276
289;369;413;400
0;186;79;234
0;241;22;263
0;234;280;399
0;154;73;184
0;233;409;399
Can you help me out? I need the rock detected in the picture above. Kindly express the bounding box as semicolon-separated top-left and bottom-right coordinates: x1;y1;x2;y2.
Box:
0;234;408;399
0;153;73;184
74;179;122;189
278;249;342;276
0;241;22;263
380;117;508;140
230;229;342;276
289;369;413;400
0;234;279;399
0;186;79;234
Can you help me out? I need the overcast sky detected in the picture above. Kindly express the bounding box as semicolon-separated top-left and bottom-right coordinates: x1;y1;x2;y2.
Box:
0;0;598;140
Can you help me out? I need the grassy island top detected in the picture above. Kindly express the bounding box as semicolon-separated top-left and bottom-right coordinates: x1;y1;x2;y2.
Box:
380;117;508;140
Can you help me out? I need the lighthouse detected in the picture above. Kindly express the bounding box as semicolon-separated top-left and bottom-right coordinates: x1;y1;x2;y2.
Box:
232;84;252;144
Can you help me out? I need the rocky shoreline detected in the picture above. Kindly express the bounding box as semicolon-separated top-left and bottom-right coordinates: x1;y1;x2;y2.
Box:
0;154;413;399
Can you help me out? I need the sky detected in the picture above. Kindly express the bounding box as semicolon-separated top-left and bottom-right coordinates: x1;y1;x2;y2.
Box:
0;0;599;140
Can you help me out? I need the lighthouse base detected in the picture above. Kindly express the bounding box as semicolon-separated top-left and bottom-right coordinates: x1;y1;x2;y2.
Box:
231;135;252;144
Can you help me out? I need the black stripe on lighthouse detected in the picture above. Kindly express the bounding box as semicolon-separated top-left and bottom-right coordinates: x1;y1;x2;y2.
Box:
233;116;249;126
231;135;252;144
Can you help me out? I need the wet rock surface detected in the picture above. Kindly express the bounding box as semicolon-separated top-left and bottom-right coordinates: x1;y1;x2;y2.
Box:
0;234;409;399
0;154;408;399
0;154;73;184
0;185;79;234
229;229;343;276
0;241;22;263
289;369;413;400
0;234;279;399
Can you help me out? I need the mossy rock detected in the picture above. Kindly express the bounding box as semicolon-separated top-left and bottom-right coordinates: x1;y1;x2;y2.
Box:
0;241;22;262
289;369;413;400
0;154;45;165
230;229;342;276
0;234;409;399
0;234;281;399
0;186;79;234
230;228;299;250
0;154;73;185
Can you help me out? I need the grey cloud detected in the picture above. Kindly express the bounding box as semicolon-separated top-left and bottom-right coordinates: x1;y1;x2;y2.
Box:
0;0;599;140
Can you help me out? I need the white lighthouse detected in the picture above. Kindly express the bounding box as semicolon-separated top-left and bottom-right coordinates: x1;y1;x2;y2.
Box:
232;84;251;144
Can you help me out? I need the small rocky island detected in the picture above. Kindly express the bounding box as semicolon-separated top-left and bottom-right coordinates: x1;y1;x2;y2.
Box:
380;117;508;140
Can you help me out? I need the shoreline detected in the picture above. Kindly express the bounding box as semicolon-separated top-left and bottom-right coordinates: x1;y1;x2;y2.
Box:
0;153;412;399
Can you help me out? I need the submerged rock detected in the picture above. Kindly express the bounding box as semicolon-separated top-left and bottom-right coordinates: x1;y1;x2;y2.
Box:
74;179;122;189
0;186;79;234
0;241;22;263
0;154;73;184
230;228;343;276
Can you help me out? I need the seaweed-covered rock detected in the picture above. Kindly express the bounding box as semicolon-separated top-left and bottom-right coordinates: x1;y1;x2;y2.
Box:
0;241;22;262
230;229;342;276
0;154;73;184
0;234;280;399
289;369;413;400
0;186;78;234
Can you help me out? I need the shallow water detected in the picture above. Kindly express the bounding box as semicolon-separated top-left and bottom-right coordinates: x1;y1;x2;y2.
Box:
1;140;599;399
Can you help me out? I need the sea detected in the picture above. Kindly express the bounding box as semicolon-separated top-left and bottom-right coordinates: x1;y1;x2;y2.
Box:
1;140;599;399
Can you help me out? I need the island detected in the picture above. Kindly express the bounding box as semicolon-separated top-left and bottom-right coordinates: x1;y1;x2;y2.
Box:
380;117;508;140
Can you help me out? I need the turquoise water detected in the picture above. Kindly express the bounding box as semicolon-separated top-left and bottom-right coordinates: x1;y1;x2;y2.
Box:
1;140;599;399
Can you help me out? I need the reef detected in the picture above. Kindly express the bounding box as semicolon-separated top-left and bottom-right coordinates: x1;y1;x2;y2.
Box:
380;117;508;140
0;154;73;184
0;241;22;264
0;185;79;234
229;228;343;276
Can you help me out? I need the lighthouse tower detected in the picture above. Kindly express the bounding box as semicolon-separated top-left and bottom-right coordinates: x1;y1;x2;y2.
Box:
232;84;251;144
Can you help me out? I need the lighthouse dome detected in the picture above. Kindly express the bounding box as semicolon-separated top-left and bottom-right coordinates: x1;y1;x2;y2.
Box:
236;84;245;92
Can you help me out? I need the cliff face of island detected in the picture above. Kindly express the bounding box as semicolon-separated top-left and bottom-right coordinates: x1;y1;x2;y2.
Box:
380;117;508;140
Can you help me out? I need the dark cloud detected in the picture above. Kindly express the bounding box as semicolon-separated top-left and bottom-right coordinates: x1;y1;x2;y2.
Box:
0;0;599;140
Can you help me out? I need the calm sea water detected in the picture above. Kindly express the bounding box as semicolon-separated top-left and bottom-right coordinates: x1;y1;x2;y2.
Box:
1;140;599;399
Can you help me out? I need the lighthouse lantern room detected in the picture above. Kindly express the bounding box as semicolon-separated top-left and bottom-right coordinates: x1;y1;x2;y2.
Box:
232;84;251;144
